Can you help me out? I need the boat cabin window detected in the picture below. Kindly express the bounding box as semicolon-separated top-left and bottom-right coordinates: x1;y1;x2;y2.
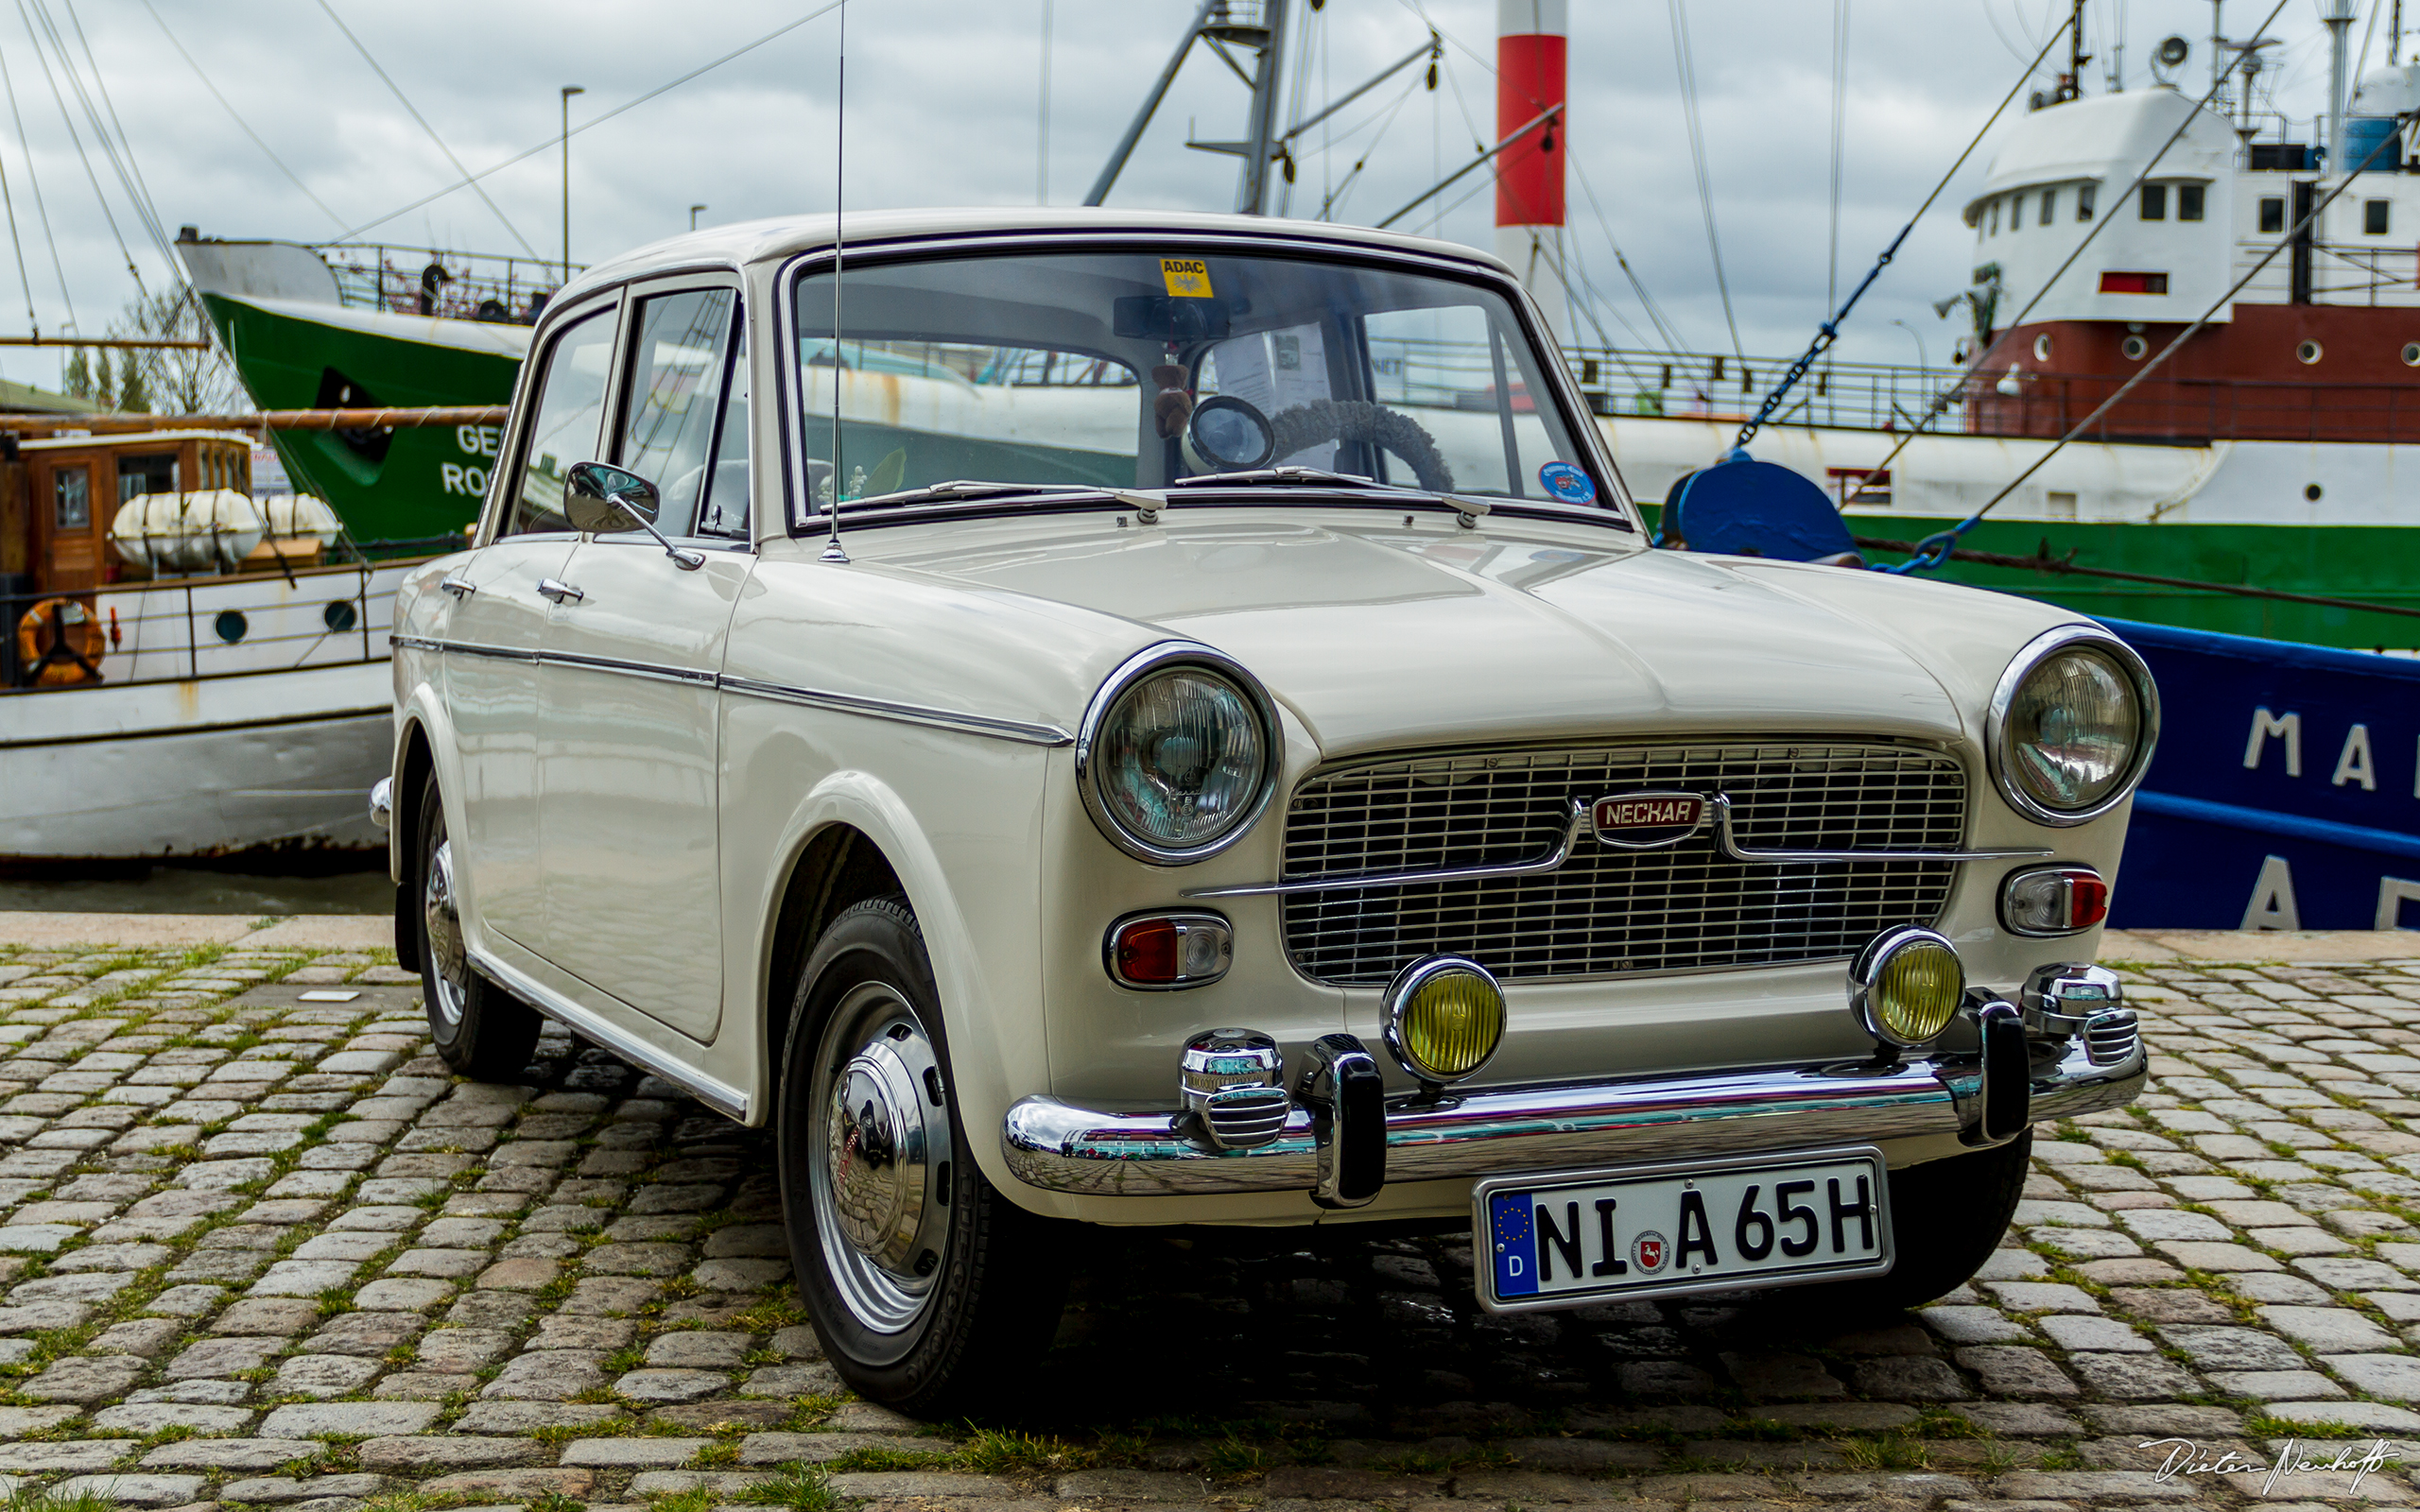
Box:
116;453;176;504
2040;188;2057;224
788;249;1600;509
505;306;617;537
53;467;88;531
2139;184;2168;220
2178;184;2205;222
2260;197;2286;234
2077;182;2097;220
618;286;737;539
2366;198;2392;234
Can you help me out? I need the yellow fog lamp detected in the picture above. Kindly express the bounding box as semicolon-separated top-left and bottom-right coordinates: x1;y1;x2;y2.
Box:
1382;955;1507;1087
1849;926;1965;1051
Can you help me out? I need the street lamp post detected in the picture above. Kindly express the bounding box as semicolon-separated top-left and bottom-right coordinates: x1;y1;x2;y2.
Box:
1890;318;1929;374
690;204;707;232
561;85;585;283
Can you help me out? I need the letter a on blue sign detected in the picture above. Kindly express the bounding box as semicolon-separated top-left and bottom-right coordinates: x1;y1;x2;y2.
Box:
1492;1193;1538;1297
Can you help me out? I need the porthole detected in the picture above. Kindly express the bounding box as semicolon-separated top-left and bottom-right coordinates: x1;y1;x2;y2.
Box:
322;600;358;633
2402;341;2420;367
2296;339;2323;365
2306;483;2324;502
2032;334;2052;361
2121;335;2148;360
214;610;248;644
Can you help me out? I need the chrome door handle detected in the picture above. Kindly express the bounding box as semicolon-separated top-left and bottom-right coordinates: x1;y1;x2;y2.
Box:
440;576;477;598
537;578;584;604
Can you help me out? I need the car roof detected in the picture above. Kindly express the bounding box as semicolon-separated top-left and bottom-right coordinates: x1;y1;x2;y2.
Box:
558;207;1517;301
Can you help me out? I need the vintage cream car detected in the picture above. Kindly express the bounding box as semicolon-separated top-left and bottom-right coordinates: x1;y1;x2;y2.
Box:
377;208;2152;1411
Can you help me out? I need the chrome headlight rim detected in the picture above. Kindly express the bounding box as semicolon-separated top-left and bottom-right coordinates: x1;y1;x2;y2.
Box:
1381;954;1507;1086
1849;925;1965;1050
1986;624;2160;828
1075;640;1282;866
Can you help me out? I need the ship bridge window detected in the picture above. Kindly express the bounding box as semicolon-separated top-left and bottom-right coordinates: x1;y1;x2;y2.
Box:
2078;181;2097;220
2010;195;2024;230
2140;183;2168;220
2179;184;2205;221
2366;198;2392;234
1989;198;2000;235
2260;197;2286;233
2041;187;2058;223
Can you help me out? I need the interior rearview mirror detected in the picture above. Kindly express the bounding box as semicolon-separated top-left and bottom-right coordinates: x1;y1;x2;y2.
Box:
563;460;661;534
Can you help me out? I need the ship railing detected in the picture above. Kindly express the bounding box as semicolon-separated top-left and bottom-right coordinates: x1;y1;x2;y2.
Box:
0;558;421;694
1561;343;1969;432
310;241;584;326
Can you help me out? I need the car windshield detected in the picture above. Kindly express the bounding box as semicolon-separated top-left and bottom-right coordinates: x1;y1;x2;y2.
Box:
788;249;1605;515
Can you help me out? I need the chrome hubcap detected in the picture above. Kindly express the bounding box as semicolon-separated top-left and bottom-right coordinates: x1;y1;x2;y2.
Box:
808;983;952;1352
423;837;468;1030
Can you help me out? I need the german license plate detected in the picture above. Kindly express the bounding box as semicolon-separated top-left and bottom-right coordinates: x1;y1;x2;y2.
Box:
1473;1146;1893;1312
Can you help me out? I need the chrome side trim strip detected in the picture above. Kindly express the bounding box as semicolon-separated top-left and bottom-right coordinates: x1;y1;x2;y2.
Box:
467;945;750;1122
394;635;539;664
1708;794;2053;864
544;650;718;687
1000;1040;2142;1197
722;675;1073;747
1185;789;2050;900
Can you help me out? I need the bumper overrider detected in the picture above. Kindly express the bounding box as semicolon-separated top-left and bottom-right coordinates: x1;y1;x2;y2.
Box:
1001;954;2144;1206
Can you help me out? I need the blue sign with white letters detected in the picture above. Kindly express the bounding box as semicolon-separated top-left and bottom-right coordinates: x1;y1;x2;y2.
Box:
1491;1191;1538;1297
1538;461;1597;506
2102;618;2420;931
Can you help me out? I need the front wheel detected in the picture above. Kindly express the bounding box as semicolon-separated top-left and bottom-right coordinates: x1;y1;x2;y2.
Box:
778;898;1066;1415
414;770;543;1081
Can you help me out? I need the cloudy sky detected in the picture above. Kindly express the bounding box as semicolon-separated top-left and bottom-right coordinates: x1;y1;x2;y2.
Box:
0;0;2385;395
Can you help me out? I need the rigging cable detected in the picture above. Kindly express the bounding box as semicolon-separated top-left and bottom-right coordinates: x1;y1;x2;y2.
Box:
1885;111;2413;574
0;39;73;331
1839;0;2296;522
10;0;142;290
0;96;32;335
1827;0;1849;317
1668;0;1743;362
1729;9;2073;454
138;0;346;232
311;0;542;261
54;0;168;254
334;0;847;245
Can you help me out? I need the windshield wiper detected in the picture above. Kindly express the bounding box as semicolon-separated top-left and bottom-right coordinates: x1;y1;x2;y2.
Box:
1168;466;1409;490
838;479;1110;509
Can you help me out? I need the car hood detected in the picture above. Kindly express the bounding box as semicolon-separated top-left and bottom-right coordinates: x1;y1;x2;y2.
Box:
886;518;2004;757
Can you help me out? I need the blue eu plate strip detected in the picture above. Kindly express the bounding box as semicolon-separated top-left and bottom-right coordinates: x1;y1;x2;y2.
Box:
1491;1191;1538;1297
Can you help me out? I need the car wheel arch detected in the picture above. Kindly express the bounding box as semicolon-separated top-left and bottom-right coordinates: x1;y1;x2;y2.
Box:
390;715;439;968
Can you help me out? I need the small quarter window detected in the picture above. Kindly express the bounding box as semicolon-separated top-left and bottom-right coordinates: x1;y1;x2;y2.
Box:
2259;197;2286;234
2366;198;2392;234
2140;183;2168;220
2041;188;2057;223
619;286;738;539
2077;181;2097;220
2178;184;2205;221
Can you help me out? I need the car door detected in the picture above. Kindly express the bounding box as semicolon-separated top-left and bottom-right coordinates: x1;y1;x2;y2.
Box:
443;300;619;949
535;280;752;1039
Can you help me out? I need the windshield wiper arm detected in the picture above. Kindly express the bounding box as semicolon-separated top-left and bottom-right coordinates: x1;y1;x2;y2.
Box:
838;479;1110;509
1169;466;1409;490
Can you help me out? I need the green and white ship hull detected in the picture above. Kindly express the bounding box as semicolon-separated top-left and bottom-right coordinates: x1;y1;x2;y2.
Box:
177;237;535;546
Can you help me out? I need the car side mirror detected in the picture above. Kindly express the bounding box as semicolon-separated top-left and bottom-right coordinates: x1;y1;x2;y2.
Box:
563;460;660;533
562;459;703;571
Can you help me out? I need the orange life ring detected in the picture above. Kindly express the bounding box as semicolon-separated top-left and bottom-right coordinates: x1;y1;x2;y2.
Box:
15;596;105;686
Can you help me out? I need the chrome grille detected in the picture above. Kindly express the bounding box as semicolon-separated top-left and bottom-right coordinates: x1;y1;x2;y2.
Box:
1281;742;1966;986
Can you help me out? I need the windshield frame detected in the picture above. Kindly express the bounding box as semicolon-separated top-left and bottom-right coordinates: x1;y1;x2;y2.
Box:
772;229;1638;540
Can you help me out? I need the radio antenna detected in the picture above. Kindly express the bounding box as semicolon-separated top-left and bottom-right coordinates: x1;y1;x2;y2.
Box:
821;0;850;564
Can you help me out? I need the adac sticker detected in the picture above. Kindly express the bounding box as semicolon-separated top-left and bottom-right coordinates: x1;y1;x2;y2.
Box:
1539;460;1597;505
1160;257;1214;299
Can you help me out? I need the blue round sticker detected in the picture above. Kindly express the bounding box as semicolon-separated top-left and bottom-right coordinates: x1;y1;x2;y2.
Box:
1539;461;1597;505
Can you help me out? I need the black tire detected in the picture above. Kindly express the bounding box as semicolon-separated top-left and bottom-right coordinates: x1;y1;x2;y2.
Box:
413;769;544;1081
1803;1130;2033;1315
778;897;1067;1415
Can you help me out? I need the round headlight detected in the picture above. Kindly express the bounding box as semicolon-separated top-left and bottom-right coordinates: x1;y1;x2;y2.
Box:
1850;927;1964;1049
1079;644;1278;863
1384;956;1507;1085
1989;627;2159;826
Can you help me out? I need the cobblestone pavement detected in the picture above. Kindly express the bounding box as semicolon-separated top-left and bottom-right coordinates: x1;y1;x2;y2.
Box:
9;943;2420;1510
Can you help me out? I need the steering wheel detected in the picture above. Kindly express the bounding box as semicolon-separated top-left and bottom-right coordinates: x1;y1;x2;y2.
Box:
1267;400;1456;493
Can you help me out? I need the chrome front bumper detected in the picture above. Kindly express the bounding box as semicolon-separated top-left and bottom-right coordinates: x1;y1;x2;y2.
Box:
1000;1037;2143;1198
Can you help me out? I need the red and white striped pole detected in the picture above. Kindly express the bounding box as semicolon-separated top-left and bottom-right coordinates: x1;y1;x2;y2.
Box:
1496;0;1568;343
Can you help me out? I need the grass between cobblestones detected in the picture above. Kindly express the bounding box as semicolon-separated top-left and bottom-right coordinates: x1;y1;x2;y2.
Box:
3;943;2420;1509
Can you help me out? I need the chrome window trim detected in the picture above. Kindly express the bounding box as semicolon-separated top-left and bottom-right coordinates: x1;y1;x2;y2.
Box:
1986;624;2162;828
1074;640;1284;866
721;675;1072;747
771;229;1636;540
